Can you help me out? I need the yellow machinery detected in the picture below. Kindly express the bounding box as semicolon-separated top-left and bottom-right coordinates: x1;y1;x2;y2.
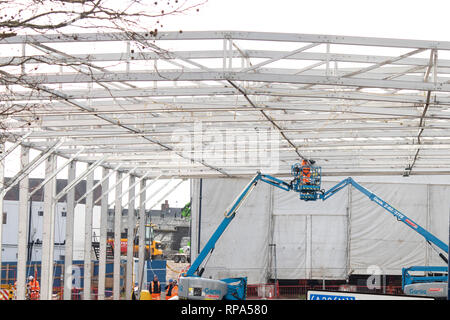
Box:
106;223;164;259
139;290;151;300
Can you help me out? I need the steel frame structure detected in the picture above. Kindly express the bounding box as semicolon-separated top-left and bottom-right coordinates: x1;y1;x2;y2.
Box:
1;31;450;178
2;31;450;299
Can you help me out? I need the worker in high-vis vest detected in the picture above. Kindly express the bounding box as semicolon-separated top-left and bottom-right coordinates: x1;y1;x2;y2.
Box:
301;159;311;184
27;276;40;300
148;275;161;300
165;279;178;300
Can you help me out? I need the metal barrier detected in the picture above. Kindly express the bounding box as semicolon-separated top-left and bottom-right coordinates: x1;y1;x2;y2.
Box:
247;284;405;300
4;263;407;300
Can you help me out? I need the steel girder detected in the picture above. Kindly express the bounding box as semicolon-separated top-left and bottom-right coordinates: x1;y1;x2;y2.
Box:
2;31;450;177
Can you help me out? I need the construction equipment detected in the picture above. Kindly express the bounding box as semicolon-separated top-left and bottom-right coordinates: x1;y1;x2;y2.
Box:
317;176;448;299
178;161;448;300
172;245;191;263
94;223;164;260
178;171;295;300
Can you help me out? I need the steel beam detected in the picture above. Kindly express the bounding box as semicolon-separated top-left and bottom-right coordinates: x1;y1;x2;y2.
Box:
126;174;162;206
0;132;32;162
241;43;320;72
0;67;230;177
0;139;64;197
136;179;146;299
16;146;29;300
5;49;450;68
77;163;122;206
29;148;85;199
5;31;450;51
113;171;122;300
106;168;145;208
40;154;57;300
100;166;138;207
63;160;76;300
10;71;450;93
83;171;94;300
3;31;450;178
125;175;135;300
55;156;107;201
97;167;109;300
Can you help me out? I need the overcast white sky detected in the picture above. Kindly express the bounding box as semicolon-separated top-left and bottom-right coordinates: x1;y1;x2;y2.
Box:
165;0;450;41
5;0;450;208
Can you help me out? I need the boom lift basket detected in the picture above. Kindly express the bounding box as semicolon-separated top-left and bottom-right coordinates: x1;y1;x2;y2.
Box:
290;163;322;201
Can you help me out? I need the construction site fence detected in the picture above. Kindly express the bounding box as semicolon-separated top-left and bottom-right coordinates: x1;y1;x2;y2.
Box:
2;264;407;300
1;262;168;300
3;284;406;300
246;284;405;300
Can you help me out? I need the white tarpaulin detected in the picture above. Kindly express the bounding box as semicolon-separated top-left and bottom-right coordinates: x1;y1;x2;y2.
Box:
349;183;428;275
191;177;449;283
272;215;308;279
427;185;450;266
272;181;348;279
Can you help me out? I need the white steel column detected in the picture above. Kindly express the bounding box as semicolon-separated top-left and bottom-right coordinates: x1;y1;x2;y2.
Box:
137;179;146;298
63;161;76;300
98;167;109;300
113;171;122;300
16;146;29;300
346;184;353;280
83;171;94;300
306;215;312;279
125;175;135;300
40;154;57;300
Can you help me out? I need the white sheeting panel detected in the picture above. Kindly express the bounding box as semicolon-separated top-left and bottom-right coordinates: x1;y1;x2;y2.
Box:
428;185;450;266
272;215;307;279
272;182;348;279
311;215;348;279
349;183;428;275
196;178;272;284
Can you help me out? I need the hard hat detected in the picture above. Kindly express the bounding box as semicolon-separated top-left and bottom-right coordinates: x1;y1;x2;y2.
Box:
168;279;173;283
28;276;34;280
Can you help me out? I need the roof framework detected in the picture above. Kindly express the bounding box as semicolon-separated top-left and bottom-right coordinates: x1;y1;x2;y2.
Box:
2;31;450;178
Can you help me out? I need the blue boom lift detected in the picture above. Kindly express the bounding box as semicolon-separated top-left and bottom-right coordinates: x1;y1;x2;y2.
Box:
178;161;449;300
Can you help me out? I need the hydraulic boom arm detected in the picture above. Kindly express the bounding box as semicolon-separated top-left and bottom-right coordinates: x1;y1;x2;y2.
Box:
320;177;448;261
185;172;292;277
180;163;448;300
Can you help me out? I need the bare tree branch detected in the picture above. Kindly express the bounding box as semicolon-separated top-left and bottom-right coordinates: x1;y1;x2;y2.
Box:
0;0;207;140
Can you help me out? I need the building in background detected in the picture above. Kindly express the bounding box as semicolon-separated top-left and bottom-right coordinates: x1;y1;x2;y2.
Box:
1;178;190;262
